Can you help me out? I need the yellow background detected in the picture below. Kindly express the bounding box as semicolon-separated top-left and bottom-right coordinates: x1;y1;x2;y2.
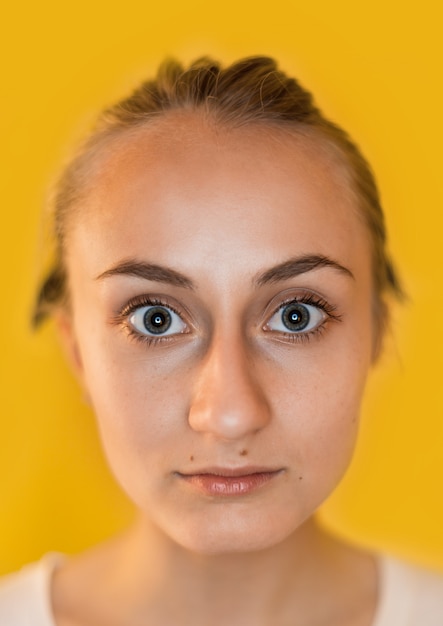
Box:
1;0;442;575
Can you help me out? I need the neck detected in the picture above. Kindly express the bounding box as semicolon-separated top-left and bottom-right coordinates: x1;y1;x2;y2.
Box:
104;515;373;626
55;516;378;626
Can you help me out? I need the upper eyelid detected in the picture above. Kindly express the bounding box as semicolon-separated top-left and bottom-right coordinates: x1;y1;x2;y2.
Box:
270;300;327;318
267;292;337;317
272;297;323;313
117;295;184;318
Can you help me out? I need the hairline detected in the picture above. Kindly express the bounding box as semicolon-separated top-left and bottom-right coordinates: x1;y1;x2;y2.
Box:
60;110;363;231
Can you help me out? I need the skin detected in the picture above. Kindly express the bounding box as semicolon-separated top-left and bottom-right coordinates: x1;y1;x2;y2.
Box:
54;113;379;625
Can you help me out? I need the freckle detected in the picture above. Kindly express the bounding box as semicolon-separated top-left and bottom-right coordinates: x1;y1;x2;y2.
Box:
299;476;303;480
190;455;194;462
239;449;248;457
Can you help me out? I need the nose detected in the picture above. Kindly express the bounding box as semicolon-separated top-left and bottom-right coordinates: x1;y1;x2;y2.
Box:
187;333;271;440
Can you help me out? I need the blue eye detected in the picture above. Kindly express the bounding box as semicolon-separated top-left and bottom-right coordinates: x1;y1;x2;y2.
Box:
267;301;326;334
128;305;186;336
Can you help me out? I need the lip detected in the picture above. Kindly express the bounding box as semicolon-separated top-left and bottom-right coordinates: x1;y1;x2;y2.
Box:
175;467;284;497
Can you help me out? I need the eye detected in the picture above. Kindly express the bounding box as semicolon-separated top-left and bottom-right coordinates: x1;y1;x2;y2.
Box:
128;305;187;337
266;301;326;334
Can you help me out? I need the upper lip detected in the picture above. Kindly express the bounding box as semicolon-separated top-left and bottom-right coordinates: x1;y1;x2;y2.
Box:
176;466;284;477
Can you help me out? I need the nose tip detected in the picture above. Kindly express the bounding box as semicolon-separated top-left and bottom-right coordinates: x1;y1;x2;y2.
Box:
187;338;271;440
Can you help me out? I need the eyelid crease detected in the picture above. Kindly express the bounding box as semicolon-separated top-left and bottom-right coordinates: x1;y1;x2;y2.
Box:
264;289;342;325
109;295;185;329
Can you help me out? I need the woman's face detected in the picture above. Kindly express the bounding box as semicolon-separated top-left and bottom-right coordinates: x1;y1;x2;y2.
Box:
63;114;375;554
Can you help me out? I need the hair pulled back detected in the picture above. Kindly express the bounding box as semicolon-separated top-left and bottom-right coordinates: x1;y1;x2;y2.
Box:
33;55;403;327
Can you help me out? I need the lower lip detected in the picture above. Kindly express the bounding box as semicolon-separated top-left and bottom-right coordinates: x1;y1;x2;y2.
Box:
177;471;282;497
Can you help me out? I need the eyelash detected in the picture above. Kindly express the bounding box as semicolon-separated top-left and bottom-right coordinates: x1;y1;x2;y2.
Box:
112;295;187;346
266;293;342;344
112;292;341;347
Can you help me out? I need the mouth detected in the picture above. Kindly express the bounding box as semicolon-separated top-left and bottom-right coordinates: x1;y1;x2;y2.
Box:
174;467;285;497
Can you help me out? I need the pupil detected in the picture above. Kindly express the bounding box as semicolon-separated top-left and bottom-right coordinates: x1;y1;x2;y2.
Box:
282;303;310;331
144;307;172;334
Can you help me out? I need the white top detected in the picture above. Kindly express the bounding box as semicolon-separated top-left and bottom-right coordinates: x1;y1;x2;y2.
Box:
0;554;442;625
0;554;61;626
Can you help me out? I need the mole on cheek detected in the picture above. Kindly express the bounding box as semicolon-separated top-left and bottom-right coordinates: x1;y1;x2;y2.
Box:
189;455;194;462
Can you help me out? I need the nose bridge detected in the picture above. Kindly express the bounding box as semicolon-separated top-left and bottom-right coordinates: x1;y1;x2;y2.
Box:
187;326;271;440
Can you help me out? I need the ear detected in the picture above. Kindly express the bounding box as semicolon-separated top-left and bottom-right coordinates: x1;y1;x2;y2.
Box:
371;299;388;364
54;309;86;386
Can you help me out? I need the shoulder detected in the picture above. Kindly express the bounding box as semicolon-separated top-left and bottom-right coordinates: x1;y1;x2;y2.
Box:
0;555;61;626
375;555;443;626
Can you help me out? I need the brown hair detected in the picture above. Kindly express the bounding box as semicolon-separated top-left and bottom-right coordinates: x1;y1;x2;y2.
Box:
33;55;403;327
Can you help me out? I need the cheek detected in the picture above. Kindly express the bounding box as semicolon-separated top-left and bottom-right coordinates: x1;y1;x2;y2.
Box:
93;371;190;509
296;375;362;481
267;337;370;489
277;370;362;447
73;326;195;500
93;358;188;435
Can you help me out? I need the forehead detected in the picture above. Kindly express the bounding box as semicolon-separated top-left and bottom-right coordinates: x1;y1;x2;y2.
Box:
67;113;370;284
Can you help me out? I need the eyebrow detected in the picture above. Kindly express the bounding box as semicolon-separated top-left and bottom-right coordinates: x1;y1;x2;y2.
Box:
255;254;354;286
96;260;195;289
96;255;353;289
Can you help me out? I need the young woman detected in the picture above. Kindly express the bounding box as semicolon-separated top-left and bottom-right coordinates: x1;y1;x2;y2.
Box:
1;56;442;625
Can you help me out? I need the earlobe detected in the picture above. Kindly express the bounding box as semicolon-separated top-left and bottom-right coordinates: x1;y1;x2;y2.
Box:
54;309;85;383
371;299;389;364
371;331;383;364
55;311;92;405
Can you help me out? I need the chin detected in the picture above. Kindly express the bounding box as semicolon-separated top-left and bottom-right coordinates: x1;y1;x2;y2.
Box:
157;505;307;556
